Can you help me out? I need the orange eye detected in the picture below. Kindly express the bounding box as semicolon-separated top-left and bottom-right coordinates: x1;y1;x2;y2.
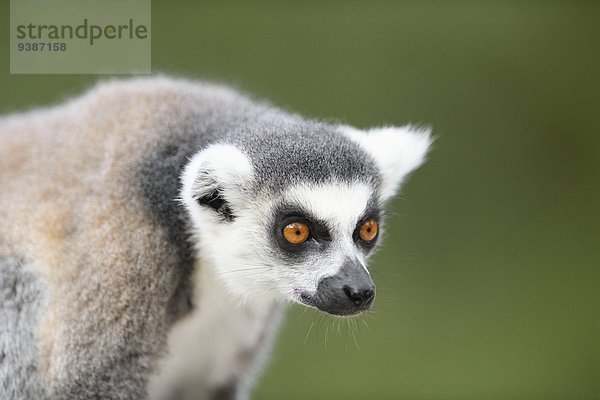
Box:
359;219;379;242
283;222;310;245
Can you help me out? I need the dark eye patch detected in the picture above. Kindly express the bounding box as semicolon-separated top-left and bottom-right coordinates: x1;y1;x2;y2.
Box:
272;205;331;259
352;206;382;252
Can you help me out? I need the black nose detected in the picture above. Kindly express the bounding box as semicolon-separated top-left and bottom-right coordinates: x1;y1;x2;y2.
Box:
308;260;376;316
343;285;375;308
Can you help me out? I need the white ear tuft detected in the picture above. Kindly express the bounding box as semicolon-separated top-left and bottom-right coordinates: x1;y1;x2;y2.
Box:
341;125;432;201
181;143;254;221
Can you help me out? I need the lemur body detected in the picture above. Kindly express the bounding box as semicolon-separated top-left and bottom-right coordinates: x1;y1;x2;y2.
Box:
0;77;430;399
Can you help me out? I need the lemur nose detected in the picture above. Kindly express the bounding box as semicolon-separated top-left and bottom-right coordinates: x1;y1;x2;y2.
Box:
343;285;375;308
311;259;376;316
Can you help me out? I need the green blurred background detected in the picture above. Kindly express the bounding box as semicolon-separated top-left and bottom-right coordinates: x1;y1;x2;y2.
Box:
1;1;599;399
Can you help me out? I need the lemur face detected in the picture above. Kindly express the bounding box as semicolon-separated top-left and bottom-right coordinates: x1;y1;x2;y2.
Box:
266;181;380;315
181;125;431;316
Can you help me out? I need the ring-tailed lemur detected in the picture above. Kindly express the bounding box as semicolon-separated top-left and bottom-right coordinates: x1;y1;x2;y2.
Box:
0;77;431;400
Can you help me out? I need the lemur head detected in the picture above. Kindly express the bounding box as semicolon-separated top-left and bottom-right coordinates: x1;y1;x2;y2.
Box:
181;122;431;316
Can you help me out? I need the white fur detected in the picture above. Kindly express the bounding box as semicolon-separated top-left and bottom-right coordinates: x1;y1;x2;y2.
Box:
280;181;373;283
170;152;398;399
341;125;432;201
181;149;377;305
180;132;430;307
181;144;279;302
180;143;255;226
283;182;372;236
153;146;289;399
149;265;285;400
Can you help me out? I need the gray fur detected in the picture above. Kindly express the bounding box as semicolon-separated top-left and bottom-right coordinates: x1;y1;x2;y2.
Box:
138;138;204;319
226;118;381;193
0;257;46;399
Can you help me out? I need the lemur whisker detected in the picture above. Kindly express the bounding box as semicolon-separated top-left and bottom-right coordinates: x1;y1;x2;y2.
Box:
304;319;315;345
350;320;360;350
215;267;271;275
361;319;371;330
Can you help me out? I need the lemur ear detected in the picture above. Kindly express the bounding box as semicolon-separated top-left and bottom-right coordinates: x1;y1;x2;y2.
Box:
341;125;432;202
181;143;254;221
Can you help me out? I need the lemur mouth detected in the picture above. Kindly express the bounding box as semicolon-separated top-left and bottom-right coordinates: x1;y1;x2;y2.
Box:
297;291;374;317
299;293;316;307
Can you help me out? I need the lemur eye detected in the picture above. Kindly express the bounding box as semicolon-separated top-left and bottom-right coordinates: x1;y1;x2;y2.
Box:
359;219;379;242
283;222;310;245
